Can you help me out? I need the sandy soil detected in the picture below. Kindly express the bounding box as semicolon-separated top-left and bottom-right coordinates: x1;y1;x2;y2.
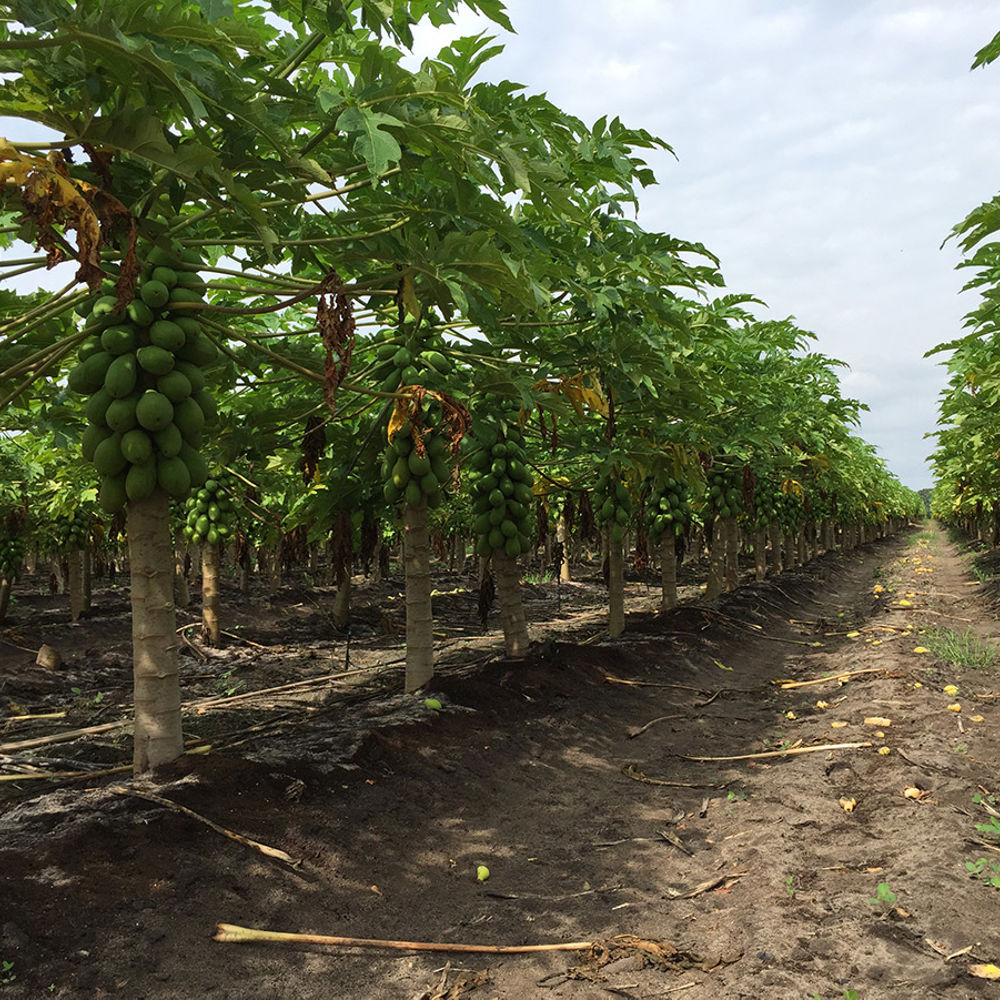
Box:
3;522;1000;999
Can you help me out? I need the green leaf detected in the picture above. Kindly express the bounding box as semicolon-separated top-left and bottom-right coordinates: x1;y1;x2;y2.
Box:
195;0;235;22
335;105;403;179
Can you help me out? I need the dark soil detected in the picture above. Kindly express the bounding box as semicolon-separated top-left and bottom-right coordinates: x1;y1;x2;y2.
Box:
3;523;1000;999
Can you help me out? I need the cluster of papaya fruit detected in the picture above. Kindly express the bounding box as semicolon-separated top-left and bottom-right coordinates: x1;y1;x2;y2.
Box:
595;472;633;544
468;421;535;559
381;423;452;509
705;468;744;521
181;476;239;546
51;508;92;550
648;477;691;539
69;243;217;513
0;534;25;575
753;486;803;529
370;330;452;394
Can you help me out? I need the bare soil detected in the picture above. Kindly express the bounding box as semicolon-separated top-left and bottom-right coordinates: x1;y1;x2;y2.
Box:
3;523;1000;999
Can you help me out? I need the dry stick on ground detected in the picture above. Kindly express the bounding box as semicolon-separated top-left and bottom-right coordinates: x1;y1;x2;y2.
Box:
0;763;132;783
680;741;872;762
666;872;748;899
1;718;131;753
622;764;726;789
214;923;595;954
605;675;704;693
627;714;687;739
110;786;302;868
776;667;887;690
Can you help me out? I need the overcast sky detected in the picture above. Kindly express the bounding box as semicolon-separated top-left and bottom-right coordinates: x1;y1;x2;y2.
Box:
4;2;996;489
409;1;1000;489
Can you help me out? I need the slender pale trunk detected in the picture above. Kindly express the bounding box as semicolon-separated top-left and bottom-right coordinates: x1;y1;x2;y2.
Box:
493;550;529;657
127;491;183;774
556;514;571;582
83;548;92;611
173;529;190;609
371;535;383;583
201;543;221;646
784;530;797;568
705;517;725;599
0;574;12;621
68;548;85;623
753;527;767;581
724;517;740;591
797;527;807;566
660;533;678;612
607;528;625;637
52;558;66;594
404;500;434;691
333;573;351;629
768;521;783;575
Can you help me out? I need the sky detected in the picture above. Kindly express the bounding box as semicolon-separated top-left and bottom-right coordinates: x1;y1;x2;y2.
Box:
407;0;1000;489
3;2;997;489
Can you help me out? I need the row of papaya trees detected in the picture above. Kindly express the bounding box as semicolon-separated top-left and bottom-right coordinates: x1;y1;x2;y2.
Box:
929;29;1000;534
0;0;919;775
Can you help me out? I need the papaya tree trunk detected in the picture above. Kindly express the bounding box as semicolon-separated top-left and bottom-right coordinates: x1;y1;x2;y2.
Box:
724;517;740;591
173;528;190;609
83;547;92;611
608;527;625;637
556;514;571;581
768;521;783;575
404;500;434;691
753;527;767;581
68;548;85;623
333;572;351;629
705;517;725;599
493;550;529;657
660;533;678;612
127;490;184;774
0;574;12;621
201;542;221;646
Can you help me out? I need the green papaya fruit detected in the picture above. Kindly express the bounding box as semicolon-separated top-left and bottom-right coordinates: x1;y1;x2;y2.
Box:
136;390;174;432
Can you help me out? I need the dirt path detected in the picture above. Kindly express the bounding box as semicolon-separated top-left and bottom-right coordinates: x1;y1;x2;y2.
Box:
4;524;1000;998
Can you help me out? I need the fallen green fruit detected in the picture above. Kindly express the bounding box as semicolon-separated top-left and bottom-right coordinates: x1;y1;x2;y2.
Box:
476;865;490;882
423;698;442;710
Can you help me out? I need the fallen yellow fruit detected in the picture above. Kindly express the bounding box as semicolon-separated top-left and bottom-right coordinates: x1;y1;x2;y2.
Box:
971;715;985;723
897;599;913;607
476;865;490;882
947;703;962;713
943;684;959;696
913;646;930;654
878;747;891;755
831;721;848;729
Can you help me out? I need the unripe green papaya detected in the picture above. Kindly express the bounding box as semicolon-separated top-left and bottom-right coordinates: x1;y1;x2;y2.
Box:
391;456;410;489
408;451;431;476
93;433;127;476
488;528;504;551
173;360;205;393
121;428;154;465
504;537;521;558
100;325;136;356
125;460;157;502
126;299;154;327
140;280;170;308
420;471;439;495
421;349;451;375
168;286;205;308
158;455;192;498
104;354;138;399
172;396;205;440
191;389;216;423
404;481;422;507
82;423;113;462
137;345;175;376
84;388;113;426
156;370;192;403
136;390;174;432
151;266;178;289
148;319;185;352
176;331;217;366
105;395;139;433
153;422;183;458
98;474;127;514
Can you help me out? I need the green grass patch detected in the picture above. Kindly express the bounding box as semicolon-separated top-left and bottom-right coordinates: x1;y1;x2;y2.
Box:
921;627;998;670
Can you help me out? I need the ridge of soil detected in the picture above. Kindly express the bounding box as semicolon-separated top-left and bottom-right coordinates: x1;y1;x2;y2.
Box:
3;523;1000;998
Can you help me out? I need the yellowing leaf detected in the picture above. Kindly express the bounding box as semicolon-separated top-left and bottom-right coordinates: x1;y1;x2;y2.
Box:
943;684;959;696
873;584;885;593
902;786;929;800
878;746;891;755
896;599;913;607
947;703;962;713
969;964;1000;981
831;721;849;729
785;711;796;720
815;700;829;709
913;682;923;689
846;630;861;638
839;797;857;813
913;646;930;654
713;659;733;672
971;715;985;723
864;717;892;727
